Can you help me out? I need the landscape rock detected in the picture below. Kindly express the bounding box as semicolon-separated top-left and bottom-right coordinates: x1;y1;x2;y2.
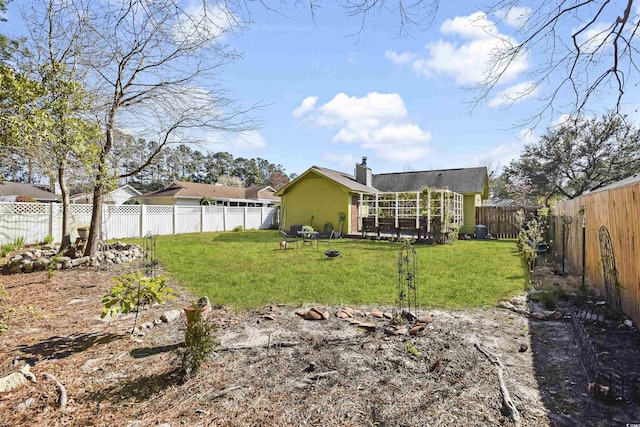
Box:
418;314;434;324
371;310;384;318
336;310;350;319
409;323;426;335
302;307;325;321
358;322;377;331
160;310;182;323
2;242;145;274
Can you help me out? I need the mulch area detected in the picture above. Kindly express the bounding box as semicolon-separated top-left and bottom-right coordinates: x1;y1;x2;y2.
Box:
1;260;640;426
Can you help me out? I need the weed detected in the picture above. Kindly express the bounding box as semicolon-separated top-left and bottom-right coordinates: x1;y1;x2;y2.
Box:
404;340;420;356
13;237;25;250
529;284;566;310
232;226;243;232
43;234;54;245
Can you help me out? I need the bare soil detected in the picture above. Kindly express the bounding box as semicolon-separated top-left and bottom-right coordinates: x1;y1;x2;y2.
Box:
1;261;640;426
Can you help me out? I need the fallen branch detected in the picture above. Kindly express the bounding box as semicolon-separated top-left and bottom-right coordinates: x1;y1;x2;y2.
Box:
221;341;301;352
475;343;521;426
294;370;339;389
207;385;245;401
43;373;67;407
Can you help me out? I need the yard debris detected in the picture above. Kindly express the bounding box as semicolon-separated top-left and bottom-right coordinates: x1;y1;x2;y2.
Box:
475;343;521;426
0;364;36;393
160;309;182;323
294;370;339;389
43;373;67;407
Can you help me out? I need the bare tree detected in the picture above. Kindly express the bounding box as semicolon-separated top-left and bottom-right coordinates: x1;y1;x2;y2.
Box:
33;0;256;256
340;0;640;123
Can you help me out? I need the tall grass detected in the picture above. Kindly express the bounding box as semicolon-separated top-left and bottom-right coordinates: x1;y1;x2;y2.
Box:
127;231;527;309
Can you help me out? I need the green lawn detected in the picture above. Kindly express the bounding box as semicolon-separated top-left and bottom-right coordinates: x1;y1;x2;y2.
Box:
128;230;527;309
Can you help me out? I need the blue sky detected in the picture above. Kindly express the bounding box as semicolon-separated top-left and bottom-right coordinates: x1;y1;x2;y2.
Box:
5;1;639;177
225;2;538;176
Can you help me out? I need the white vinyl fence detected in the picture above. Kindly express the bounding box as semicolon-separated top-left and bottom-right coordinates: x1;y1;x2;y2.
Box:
0;202;278;245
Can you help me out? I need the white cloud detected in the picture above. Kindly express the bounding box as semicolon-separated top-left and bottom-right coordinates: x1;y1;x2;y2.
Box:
292;96;318;118
385;50;417;65
387;11;529;87
487;81;539;107
229;130;267;150
174;1;238;43
440;11;499;39
476;128;535;169
497;6;531;28
575;22;611;54
293;92;434;163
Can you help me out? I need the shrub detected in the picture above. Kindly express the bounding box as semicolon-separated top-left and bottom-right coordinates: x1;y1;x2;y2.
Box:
232;225;243;232
101;272;179;331
15;195;38;203
178;301;219;379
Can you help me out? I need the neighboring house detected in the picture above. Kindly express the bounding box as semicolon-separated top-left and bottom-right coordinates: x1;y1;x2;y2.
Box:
70;184;142;205
133;181;280;206
0;181;60;202
276;158;489;235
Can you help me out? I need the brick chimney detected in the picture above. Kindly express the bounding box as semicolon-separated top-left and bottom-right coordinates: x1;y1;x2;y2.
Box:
355;156;372;187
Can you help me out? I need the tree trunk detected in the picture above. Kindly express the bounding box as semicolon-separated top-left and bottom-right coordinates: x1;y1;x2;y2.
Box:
58;164;72;250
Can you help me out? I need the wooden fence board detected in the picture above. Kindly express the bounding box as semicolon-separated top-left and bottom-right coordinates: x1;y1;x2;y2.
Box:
554;182;640;326
475;206;539;239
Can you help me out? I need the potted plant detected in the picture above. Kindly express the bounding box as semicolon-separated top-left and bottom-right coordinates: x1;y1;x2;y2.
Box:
77;225;90;239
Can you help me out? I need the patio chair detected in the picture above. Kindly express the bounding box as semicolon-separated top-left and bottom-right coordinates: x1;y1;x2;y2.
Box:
316;229;335;251
279;229;298;250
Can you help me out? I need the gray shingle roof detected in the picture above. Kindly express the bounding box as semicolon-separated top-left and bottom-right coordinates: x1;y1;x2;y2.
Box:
372;167;488;195
0;181;60;201
312;166;379;193
585;172;640;194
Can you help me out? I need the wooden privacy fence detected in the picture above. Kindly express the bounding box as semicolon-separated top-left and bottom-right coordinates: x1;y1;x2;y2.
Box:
553;180;640;326
475;206;540;238
0;202;278;246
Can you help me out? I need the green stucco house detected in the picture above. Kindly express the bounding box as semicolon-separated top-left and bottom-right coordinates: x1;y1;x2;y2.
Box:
276;158;489;235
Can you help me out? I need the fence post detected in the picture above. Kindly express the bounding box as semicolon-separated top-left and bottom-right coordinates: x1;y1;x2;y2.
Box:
200;205;205;232
261;206;265;229
244;206;248;230
140;204;146;237
49;203;55;239
223;206;227;231
173;205;178;235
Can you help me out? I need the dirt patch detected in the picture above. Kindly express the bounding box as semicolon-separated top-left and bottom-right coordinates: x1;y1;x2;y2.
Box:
1;263;640;426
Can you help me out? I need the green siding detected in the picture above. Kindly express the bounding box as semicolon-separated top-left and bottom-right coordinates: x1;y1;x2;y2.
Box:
462;194;480;234
282;173;351;233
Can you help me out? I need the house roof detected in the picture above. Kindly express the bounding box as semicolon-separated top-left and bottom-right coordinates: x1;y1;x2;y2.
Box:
585;172;640;194
276;166;379;196
0;181;60;202
136;181;279;201
372;167;489;197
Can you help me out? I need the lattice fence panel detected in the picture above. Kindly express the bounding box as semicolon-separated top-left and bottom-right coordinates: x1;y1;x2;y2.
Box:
103;205;142;240
0;202;51;245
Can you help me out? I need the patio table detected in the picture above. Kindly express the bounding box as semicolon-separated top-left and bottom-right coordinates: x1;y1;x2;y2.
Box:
297;230;319;249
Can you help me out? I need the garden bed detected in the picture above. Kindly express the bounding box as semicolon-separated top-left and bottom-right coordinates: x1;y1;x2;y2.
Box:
1;263;640;426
